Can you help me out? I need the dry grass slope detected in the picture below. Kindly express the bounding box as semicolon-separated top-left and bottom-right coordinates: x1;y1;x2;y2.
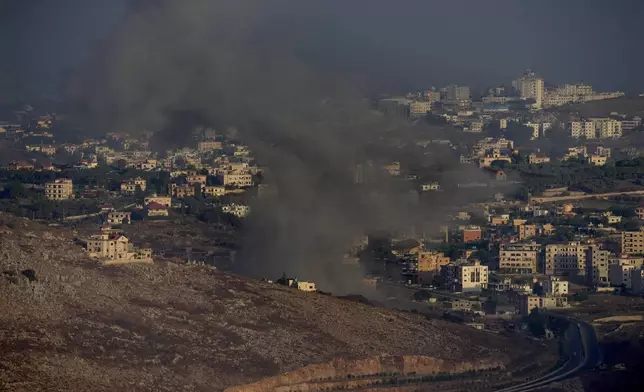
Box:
0;213;525;391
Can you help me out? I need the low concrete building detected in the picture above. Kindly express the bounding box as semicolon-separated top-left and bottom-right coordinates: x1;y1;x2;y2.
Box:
204;186;227;197
169;184;196;198
542;277;569;296
519;295;568;315
144;196;171;208
146;202;169;217
120;177;147;194
222;204;250;218
284;279;316;292
222;172;253;187
186;174;207;189
107;211;131;225
417;251;450;284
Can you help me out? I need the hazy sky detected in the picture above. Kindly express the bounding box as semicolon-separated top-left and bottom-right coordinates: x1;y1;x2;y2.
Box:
0;0;641;99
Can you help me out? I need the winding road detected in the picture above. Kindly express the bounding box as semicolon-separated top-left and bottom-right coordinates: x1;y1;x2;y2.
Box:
496;313;602;392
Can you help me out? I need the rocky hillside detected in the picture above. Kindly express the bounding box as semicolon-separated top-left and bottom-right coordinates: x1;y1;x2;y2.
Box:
0;213;533;391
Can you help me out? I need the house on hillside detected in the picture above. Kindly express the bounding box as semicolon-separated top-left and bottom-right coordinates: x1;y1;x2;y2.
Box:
85;233;152;265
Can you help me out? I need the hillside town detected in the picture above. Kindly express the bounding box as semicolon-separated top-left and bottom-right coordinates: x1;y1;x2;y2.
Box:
3;70;644;331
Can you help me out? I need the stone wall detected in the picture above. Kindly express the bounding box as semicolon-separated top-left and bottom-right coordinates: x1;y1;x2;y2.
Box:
225;355;504;392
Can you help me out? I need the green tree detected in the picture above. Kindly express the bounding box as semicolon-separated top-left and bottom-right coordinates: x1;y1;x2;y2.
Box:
525;308;546;338
504;122;533;145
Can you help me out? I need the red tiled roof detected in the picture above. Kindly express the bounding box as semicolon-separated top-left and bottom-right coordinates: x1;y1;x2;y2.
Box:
146;202;168;210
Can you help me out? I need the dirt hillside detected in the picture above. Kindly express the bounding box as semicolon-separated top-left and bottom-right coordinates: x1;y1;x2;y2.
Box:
0;213;527;391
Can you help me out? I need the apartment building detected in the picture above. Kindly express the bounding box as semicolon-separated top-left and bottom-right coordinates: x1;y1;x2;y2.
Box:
586;245;610;286
499;243;540;274
518;224;537;241
424;90;441;105
621;230;644;255
462;226;482;243
198;141;223;153
204;186;227;197
169;184;196;198
107;211;131;225
186;174;207;189
478;149;512;167
592;118;623;139
570;121;596;139
609;263;637;289
545;242;588;276
417;251;450;284
445;85;470;103
570;118;622;139
85;233;152;265
45;178;74;200
528;153;551;165
474;137;514;155
409;101;432;117
120;177;147;194
442;260;488;293
222;172;253;188
513;71;545;109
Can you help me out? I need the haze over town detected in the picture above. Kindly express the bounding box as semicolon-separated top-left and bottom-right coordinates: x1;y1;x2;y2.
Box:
1;1;644;391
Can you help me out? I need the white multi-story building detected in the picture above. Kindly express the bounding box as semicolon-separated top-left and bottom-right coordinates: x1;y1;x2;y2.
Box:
570;118;622;139
442;260;488;293
514;71;545;109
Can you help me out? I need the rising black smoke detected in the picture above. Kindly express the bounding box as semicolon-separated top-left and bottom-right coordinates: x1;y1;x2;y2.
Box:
67;0;491;293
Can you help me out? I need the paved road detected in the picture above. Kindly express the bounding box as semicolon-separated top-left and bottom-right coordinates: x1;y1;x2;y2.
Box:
496;314;602;392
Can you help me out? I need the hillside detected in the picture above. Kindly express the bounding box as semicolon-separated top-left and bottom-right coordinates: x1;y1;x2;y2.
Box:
564;97;644;117
0;213;543;391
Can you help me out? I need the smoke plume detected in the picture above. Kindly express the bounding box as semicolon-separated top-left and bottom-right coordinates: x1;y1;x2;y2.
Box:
68;0;491;293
